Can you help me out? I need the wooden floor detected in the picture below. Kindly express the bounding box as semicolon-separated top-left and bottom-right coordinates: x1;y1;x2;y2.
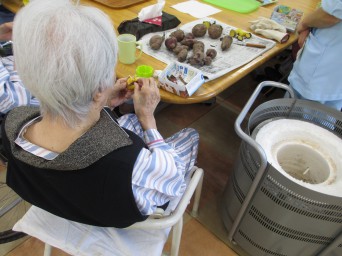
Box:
3;65;286;256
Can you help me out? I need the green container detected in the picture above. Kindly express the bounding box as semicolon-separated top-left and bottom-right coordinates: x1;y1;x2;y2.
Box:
203;0;260;14
136;65;154;78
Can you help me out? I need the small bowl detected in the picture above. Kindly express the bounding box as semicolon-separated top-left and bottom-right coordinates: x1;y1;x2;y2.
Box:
136;65;154;78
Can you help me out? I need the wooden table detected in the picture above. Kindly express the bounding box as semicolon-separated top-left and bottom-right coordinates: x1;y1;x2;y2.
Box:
3;0;318;104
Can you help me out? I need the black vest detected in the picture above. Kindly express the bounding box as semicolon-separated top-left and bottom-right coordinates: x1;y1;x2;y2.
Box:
2;107;148;228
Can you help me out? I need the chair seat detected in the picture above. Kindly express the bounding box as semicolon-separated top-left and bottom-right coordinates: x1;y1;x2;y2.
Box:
13;166;203;256
13;206;169;256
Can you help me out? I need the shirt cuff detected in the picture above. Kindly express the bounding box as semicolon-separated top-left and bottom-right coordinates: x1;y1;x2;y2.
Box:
9;71;21;82
144;129;164;146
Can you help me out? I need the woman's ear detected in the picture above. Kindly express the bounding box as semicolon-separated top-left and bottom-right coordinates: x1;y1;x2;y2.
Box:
92;91;107;111
93;91;102;103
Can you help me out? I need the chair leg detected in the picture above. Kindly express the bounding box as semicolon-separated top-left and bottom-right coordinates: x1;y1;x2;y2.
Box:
171;217;183;256
44;243;52;256
191;170;203;218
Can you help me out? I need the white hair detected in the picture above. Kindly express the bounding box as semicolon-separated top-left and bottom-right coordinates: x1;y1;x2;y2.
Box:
13;0;118;127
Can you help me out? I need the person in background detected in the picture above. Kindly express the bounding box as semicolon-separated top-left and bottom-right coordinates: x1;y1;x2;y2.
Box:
0;21;39;115
2;1;199;254
0;4;15;25
287;0;342;111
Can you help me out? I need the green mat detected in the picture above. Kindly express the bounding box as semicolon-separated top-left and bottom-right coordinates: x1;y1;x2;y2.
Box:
203;0;260;14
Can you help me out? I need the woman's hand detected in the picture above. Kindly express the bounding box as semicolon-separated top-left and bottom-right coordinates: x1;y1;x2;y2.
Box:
106;78;134;109
297;28;310;48
0;22;13;41
133;78;160;130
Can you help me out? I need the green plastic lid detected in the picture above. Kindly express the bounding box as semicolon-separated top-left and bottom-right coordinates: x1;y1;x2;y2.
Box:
136;65;154;78
203;0;260;14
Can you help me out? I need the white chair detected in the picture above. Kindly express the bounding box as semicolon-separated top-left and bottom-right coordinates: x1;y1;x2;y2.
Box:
14;166;204;256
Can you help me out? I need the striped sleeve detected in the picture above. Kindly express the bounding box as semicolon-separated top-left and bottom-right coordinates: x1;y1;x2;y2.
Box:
131;129;187;215
0;56;39;114
117;114;199;216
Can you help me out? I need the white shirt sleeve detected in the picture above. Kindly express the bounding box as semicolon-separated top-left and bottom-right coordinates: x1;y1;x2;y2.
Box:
322;0;342;19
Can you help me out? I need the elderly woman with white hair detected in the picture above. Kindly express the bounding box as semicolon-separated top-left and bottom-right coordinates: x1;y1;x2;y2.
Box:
1;0;199;254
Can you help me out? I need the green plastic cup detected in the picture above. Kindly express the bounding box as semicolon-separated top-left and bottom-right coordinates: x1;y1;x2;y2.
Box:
136;65;154;78
117;34;142;64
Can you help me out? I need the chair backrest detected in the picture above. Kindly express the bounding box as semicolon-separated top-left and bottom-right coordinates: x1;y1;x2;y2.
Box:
13;166;204;256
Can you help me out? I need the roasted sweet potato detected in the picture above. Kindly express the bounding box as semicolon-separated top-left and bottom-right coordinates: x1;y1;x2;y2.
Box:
208;24;223;39
170;29;185;42
165;36;178;50
149;34;165;50
126;75;139;90
177;49;188;62
173;45;189;55
192;41;205;54
187;41;206;66
184;33;195;40
204;56;213;65
188;51;205;66
221;36;233;51
192;24;207;37
180;38;195;49
206;49;217;59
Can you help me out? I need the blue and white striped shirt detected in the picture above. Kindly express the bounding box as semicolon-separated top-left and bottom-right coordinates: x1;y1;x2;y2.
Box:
15;113;197;216
0;56;39;114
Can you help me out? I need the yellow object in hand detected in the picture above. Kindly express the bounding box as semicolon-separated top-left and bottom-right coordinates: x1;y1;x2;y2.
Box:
23;0;29;5
127;75;138;90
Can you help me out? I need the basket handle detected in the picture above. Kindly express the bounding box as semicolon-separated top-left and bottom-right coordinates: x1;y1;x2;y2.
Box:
235;81;294;160
228;81;294;242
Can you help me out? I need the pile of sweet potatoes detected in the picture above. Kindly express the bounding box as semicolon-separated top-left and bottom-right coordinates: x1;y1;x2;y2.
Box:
149;21;233;67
